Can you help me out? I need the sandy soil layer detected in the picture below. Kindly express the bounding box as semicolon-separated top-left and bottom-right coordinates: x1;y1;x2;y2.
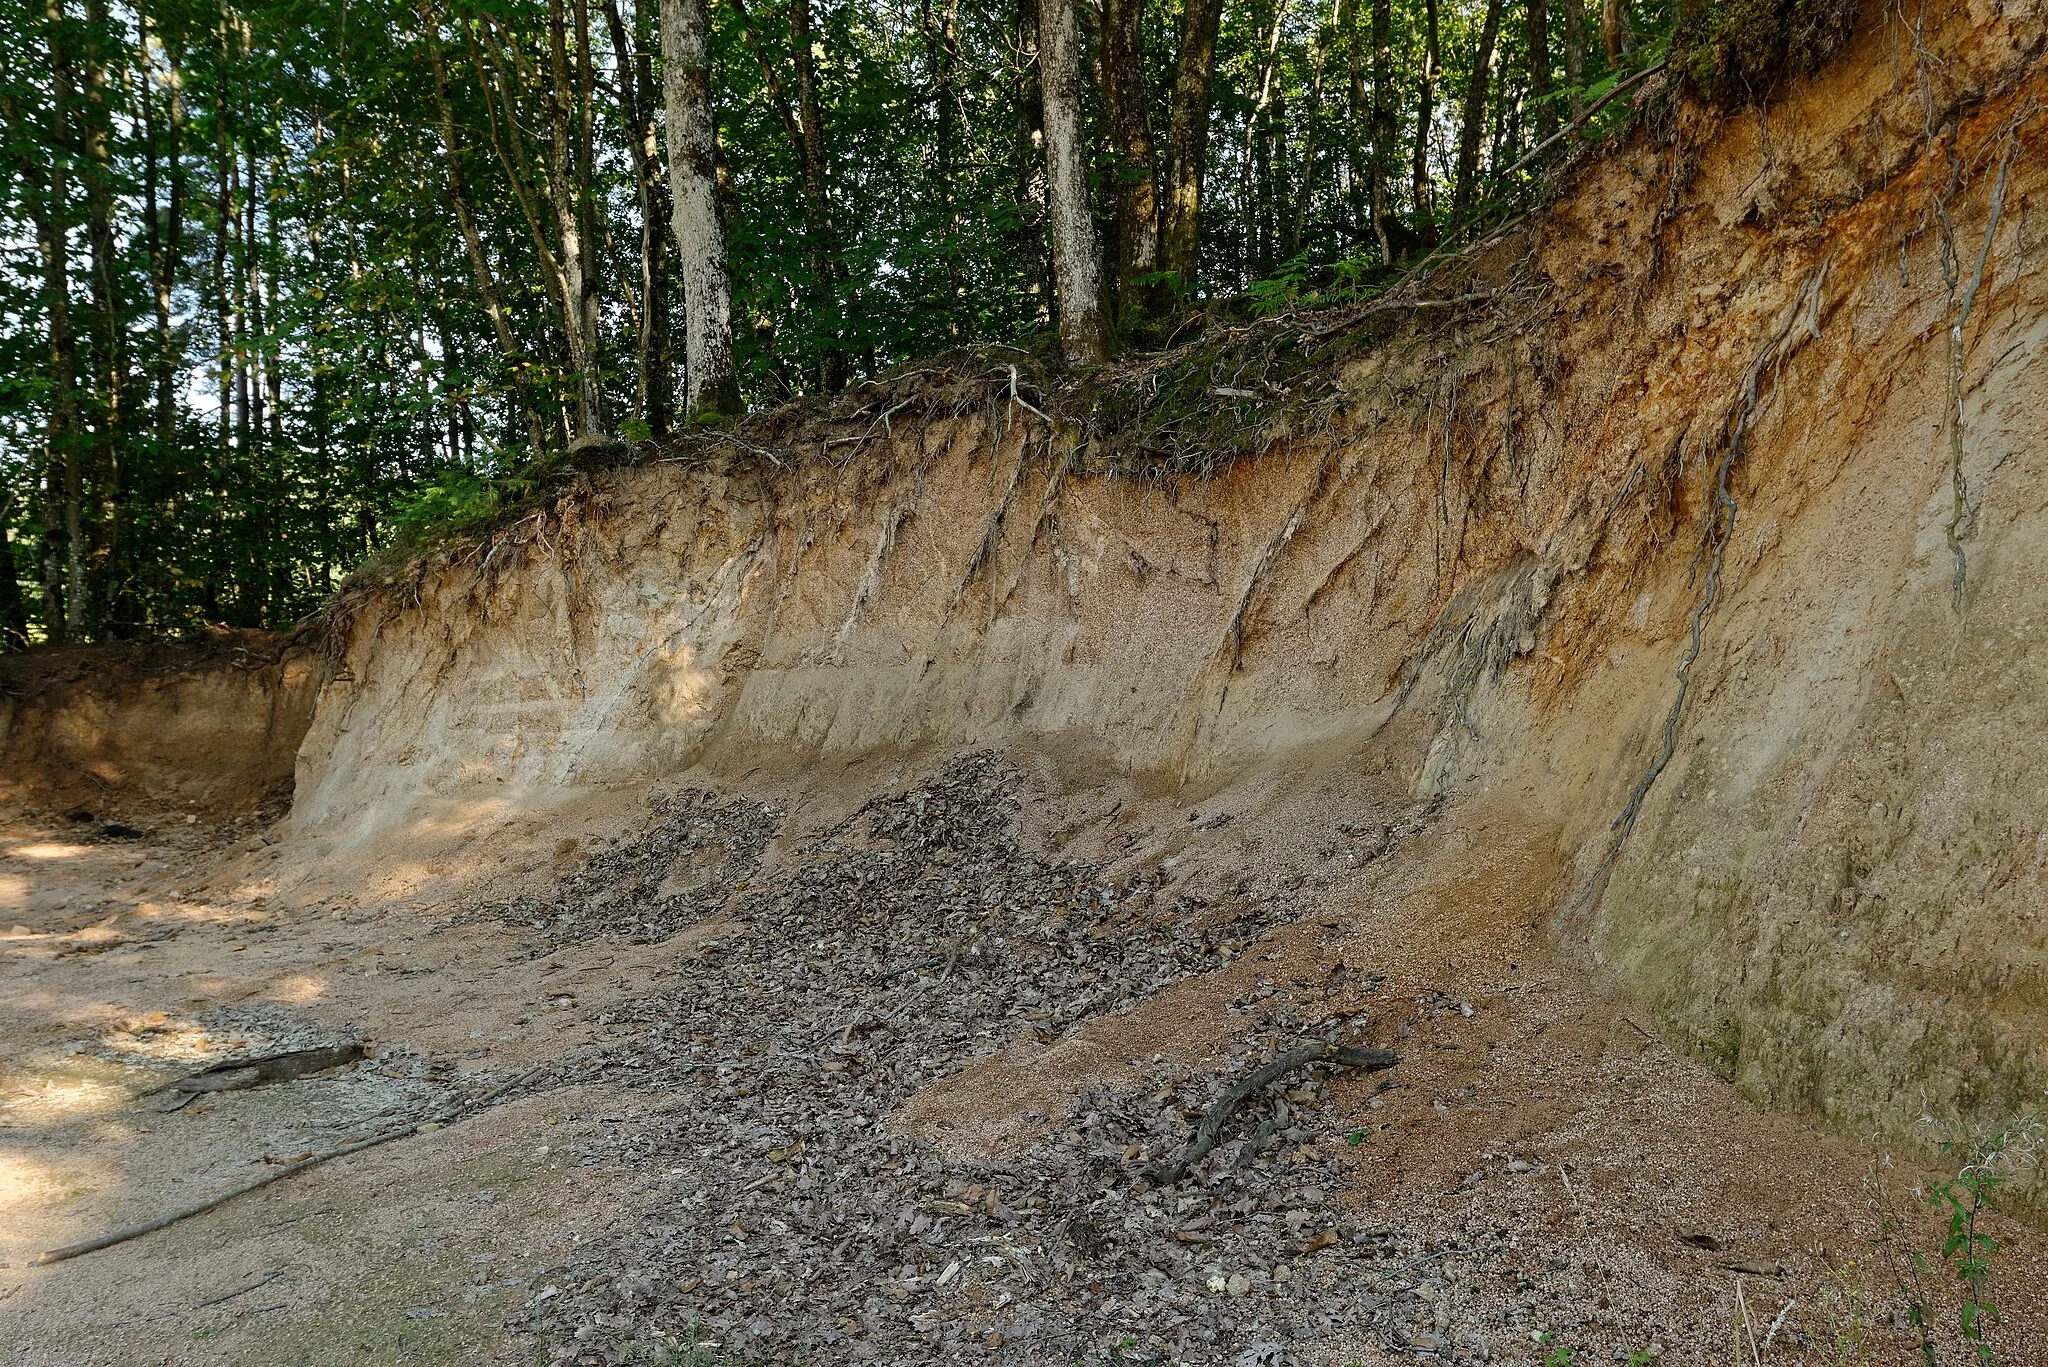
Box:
3;751;2041;1366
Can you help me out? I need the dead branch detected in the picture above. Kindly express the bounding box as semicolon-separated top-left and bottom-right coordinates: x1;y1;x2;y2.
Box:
139;1043;368;1100
1147;1040;1398;1187
34;1066;544;1266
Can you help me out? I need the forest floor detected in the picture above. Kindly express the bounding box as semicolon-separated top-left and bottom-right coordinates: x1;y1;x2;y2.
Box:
2;749;2044;1367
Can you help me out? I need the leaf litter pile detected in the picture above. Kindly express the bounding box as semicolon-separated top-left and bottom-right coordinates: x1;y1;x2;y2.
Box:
499;754;1594;1365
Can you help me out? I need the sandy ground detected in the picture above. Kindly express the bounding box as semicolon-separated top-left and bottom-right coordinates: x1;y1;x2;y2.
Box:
1;754;2042;1367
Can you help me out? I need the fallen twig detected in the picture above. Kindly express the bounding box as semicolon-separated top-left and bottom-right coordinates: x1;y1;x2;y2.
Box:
34;1065;544;1266
1146;1040;1398;1186
1495;59;1671;183
136;1043;368;1101
193;1266;289;1309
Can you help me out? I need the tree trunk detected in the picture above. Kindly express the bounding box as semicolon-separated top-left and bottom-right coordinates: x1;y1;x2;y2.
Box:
7;7;84;641
140;13;186;463
788;0;847;390
1559;0;1585;117
1409;0;1440;242
1337;0;1366;234
1241;0;1289;277
1099;0;1161;323
601;0;674;435
1450;0;1502;226
1011;0;1050;316
1035;0;1106;362
662;0;742;415
1600;0;1634;65
546;0;605;437
1528;0;1556;143
1161;0;1223;288
1368;0;1393;258
82;0;121;636
422;0;547;461
472;17;578;415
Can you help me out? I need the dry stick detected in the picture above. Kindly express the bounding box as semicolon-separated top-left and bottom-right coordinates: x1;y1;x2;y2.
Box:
33;1067;544;1267
192;1265;289;1309
1147;1041;1398;1186
1494;58;1670;183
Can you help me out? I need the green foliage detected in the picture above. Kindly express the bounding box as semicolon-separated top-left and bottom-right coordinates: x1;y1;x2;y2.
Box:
1673;0;1861;102
4;0;1817;647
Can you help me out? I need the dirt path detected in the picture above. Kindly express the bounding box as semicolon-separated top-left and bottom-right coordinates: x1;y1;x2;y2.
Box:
1;752;2041;1366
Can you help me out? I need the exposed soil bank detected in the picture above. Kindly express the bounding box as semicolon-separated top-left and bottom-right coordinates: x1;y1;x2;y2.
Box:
297;6;2048;1156
0;628;318;817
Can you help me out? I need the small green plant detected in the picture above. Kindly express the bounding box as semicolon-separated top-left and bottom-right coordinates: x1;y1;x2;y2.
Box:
1918;1111;2044;1365
1866;1108;2044;1367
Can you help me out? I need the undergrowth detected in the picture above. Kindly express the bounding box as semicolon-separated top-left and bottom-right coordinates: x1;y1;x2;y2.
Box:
1673;0;1861;102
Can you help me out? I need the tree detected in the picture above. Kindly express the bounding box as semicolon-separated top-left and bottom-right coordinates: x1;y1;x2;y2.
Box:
1036;0;1105;362
663;0;741;415
1451;0;1504;226
1161;0;1224;289
1098;0;1160;324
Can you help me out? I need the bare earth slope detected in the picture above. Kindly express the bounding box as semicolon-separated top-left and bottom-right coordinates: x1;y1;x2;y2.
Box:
6;7;2048;1366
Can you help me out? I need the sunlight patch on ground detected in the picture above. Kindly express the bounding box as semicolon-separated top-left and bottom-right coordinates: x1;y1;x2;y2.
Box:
266;974;330;1004
5;842;94;861
0;1072;134;1124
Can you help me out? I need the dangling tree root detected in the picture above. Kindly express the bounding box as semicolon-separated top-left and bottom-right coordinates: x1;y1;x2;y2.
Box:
1147;1040;1399;1187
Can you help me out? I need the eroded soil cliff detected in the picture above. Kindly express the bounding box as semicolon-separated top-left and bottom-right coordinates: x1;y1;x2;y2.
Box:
6;6;2048;1365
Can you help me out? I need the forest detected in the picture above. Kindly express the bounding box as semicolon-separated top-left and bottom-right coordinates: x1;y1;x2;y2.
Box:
0;0;1846;647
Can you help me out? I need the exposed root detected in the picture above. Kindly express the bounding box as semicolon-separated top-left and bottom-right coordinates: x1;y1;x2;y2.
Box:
1146;1040;1399;1188
1565;259;1831;922
1944;113;2025;612
948;424;1041;614
1219;450;1338;672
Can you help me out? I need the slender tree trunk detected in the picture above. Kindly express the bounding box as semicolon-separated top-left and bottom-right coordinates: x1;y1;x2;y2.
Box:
1409;0;1440;243
1451;0;1503;226
728;0;845;392
1161;0;1223;288
546;0;605;437
423;0;547;462
1339;0;1366;233
1036;0;1106;362
1242;0;1289;276
1288;0;1334;255
1600;0;1634;64
1011;0;1050;316
662;0;742;414
212;45;232;537
788;0;847;390
47;0;87;639
140;16;186;464
1559;0;1585;117
7;12;83;641
472;18;578;414
1528;0;1555;142
1368;0;1393;258
245;137;267;460
601;0;673;435
82;0;121;636
1099;0;1161;323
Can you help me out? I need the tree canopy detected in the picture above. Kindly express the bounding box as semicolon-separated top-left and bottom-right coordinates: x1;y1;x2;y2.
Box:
0;0;1848;646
